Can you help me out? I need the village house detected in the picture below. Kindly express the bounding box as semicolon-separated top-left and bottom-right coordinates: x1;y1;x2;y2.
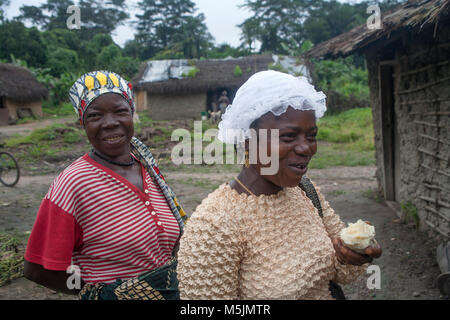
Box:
307;0;450;240
131;54;310;121
0;63;48;125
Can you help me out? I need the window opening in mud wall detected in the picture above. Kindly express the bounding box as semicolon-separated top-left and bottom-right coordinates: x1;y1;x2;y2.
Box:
379;64;397;201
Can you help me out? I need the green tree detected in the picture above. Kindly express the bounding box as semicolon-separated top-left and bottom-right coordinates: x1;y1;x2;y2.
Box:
0;0;10;22
303;0;367;44
96;44;122;69
41;28;82;53
239;18;261;53
239;0;407;53
96;44;139;79
81;33;115;69
123;39;144;60
207;43;247;59
18;0;75;30
0;21;48;67
17;0;128;37
379;0;405;11
238;0;310;54
173;13;214;59
312;57;369;99
47;47;80;76
78;0;129;38
109;56;140;80
135;0;213;60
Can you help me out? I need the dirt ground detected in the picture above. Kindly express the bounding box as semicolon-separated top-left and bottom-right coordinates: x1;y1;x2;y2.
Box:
0;117;76;137
0;161;447;300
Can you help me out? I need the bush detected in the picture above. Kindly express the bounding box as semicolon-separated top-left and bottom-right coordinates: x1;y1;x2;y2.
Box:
0;21;48;68
234;65;243;77
268;62;289;73
326;90;369;114
152;49;185;60
206;44;247;59
187;67;200;78
96;44;122;69
108;56;140;80
42;102;75;117
46;48;80;76
312;56;369;112
35;71;79;105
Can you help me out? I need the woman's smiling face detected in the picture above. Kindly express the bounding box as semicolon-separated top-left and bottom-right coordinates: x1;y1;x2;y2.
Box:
83;93;134;158
252;107;318;188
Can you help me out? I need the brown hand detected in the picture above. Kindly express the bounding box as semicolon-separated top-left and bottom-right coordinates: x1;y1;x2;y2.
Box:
362;221;382;258
332;238;382;266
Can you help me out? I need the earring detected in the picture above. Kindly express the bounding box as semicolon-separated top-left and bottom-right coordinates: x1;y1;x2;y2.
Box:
245;150;250;168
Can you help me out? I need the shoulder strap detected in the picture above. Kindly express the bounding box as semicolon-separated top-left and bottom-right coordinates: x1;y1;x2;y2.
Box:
299;176;347;300
298;176;323;218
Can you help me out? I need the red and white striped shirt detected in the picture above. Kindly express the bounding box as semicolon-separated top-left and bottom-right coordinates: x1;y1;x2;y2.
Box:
25;154;180;284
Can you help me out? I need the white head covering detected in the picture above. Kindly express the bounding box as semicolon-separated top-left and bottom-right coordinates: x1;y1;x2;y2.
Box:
218;70;327;144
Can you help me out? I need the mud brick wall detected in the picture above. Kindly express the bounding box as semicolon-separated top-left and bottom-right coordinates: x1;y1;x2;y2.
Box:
4;98;43;121
146;93;207;121
366;52;383;197
367;27;450;239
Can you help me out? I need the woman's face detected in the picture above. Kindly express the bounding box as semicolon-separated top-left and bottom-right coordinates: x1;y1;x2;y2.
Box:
83;93;134;158
252;107;318;188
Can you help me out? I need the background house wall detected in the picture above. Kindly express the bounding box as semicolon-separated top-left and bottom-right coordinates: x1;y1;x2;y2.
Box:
147;93;207;121
367;26;450;239
4;98;43;122
135;90;148;112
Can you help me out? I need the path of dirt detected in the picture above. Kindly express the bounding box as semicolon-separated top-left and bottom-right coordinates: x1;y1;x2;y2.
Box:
0;165;447;300
0;117;77;138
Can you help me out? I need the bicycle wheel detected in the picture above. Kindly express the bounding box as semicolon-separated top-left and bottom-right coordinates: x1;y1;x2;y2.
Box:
0;152;20;187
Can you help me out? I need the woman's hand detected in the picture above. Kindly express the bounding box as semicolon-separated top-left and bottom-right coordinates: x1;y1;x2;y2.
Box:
332;237;382;266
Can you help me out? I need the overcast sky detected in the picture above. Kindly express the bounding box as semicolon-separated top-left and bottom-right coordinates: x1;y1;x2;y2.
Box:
5;0;252;47
5;0;367;47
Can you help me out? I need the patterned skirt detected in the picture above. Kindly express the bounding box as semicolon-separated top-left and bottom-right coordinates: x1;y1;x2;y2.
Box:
78;258;179;300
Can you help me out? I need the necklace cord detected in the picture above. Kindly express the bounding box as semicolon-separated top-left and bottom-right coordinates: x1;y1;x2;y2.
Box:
92;149;136;167
234;177;256;196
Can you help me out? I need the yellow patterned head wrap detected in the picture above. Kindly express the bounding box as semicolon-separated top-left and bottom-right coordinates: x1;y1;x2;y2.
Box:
69;70;135;124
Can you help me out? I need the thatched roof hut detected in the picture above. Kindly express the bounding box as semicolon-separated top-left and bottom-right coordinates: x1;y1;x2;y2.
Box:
307;0;450;59
0;64;48;125
307;0;450;241
0;64;48;103
132;54;310;120
133;55;275;95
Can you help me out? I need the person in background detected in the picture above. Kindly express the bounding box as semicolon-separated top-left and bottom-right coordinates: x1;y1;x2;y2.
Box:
218;90;230;114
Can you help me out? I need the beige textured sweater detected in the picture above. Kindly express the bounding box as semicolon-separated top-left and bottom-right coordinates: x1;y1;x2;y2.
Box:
177;183;366;300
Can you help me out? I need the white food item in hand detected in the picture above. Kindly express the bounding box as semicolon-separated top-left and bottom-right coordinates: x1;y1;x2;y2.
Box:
339;219;376;253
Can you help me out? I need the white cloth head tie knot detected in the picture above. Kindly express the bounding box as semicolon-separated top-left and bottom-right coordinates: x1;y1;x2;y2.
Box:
217;70;327;144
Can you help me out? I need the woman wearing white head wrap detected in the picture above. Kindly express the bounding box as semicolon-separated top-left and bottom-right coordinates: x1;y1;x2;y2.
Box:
177;71;382;300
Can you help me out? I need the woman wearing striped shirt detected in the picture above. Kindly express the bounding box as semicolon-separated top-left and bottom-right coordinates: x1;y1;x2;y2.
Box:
23;71;187;300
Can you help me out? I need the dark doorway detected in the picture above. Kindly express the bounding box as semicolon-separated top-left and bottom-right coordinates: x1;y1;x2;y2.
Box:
206;87;238;113
0;96;9;125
